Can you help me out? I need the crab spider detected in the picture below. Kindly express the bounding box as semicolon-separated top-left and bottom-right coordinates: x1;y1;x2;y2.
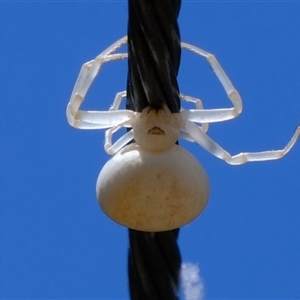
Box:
67;36;299;165
67;37;299;231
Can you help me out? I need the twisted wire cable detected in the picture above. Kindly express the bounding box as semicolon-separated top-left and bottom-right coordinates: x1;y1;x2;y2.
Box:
126;1;182;299
126;0;181;113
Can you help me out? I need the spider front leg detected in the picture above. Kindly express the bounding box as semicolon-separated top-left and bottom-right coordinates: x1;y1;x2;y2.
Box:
181;42;243;123
184;90;242;124
180;93;209;132
69;38;128;110
67;37;128;129
67;94;134;130
184;121;300;165
109;91;127;111
104;123;134;155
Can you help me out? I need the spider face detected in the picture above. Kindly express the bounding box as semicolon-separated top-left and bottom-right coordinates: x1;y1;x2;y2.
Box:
131;106;183;152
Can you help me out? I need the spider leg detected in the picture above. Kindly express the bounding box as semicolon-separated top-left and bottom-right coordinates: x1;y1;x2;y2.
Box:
70;59;93;101
181;42;242;123
109;91;127;111
180;93;208;132
67;100;134;129
67;37;129;130
104;125;134;155
70;36;128;102
179;130;195;142
185;121;300;165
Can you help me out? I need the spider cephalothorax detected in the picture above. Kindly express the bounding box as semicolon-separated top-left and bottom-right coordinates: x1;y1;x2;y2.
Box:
131;105;183;152
67;36;299;231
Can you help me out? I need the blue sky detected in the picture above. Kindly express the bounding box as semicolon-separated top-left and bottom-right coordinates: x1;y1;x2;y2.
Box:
1;2;300;299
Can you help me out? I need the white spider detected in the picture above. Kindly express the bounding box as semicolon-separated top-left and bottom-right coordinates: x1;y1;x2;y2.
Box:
66;36;299;231
67;36;299;165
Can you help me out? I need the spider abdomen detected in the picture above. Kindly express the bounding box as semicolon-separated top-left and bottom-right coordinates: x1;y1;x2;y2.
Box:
96;143;209;231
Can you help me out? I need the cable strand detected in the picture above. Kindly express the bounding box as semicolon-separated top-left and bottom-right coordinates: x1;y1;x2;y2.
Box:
126;0;182;299
126;0;181;113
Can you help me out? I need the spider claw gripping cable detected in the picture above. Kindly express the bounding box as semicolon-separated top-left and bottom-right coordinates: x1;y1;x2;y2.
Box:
126;1;182;299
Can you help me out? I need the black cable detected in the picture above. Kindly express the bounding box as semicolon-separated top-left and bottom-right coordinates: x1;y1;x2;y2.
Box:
128;230;181;299
126;0;181;113
126;1;182;299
